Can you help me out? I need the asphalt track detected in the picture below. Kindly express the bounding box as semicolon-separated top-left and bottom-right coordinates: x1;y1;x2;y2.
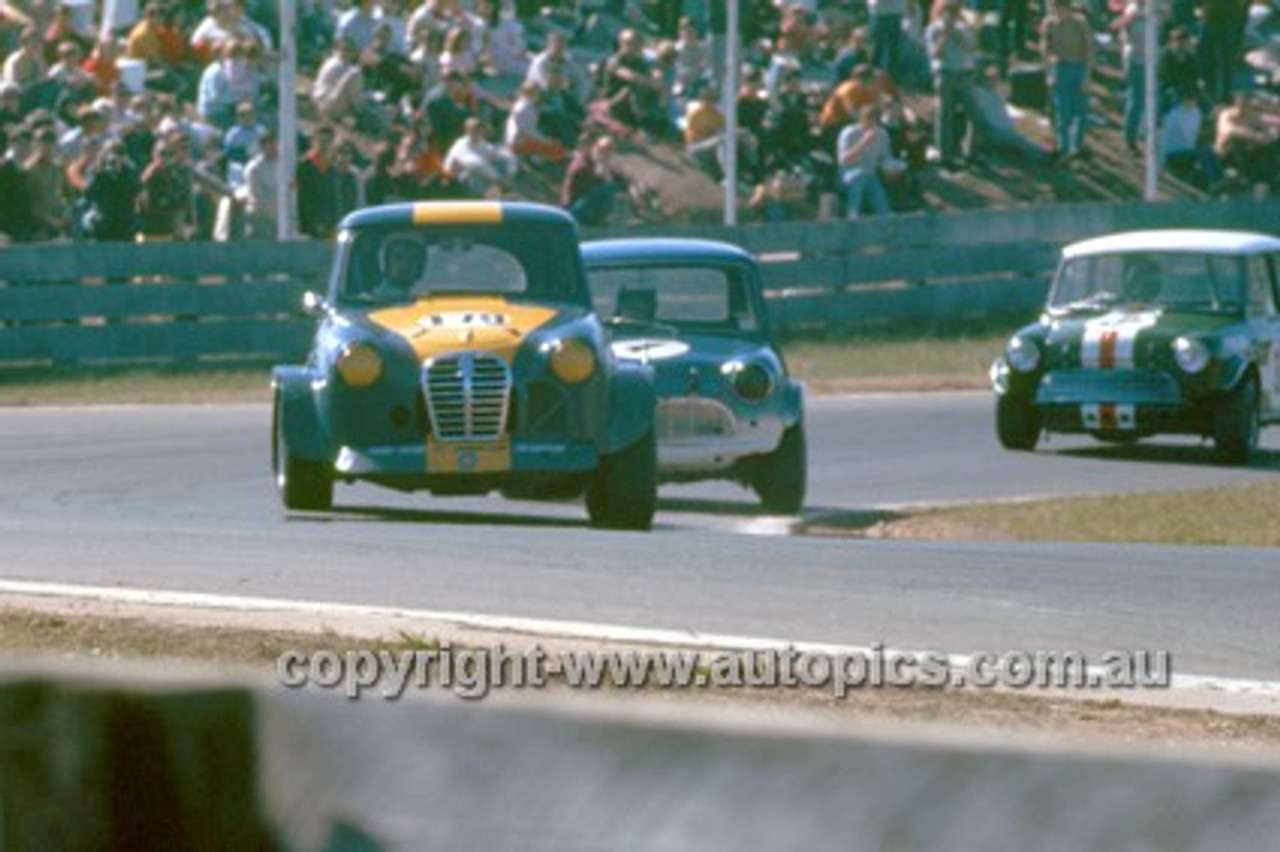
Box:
0;393;1278;682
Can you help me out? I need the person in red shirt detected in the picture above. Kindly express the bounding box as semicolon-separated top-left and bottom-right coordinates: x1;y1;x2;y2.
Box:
83;38;122;96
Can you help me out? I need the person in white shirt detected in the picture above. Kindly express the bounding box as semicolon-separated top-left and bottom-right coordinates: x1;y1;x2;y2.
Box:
505;81;568;163
838;104;893;219
444;115;516;195
239;127;277;239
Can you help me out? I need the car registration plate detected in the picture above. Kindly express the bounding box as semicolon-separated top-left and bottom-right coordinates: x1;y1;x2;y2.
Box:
426;437;511;473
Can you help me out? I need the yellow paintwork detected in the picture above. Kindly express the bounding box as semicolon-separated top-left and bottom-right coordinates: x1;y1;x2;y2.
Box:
367;296;557;363
412;202;503;226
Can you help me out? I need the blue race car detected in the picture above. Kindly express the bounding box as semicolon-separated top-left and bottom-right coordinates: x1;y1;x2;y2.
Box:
272;201;658;529
582;238;806;513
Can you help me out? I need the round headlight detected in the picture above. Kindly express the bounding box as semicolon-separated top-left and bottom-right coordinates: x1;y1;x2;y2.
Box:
1173;337;1209;374
723;360;774;401
548;338;597;384
1005;337;1041;373
335;342;384;387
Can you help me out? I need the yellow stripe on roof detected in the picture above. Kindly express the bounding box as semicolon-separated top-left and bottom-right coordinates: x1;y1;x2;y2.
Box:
412;202;503;226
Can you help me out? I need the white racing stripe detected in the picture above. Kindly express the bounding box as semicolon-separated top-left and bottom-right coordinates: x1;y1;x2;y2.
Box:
1080;311;1160;369
1;579;1278;709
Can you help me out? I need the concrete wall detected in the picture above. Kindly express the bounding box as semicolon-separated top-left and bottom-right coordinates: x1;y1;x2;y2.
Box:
3;669;1280;851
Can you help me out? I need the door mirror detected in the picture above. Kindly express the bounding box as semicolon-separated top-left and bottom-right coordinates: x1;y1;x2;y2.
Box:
302;291;328;317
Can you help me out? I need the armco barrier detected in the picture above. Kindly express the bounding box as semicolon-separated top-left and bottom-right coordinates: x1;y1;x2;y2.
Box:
1;199;1278;369
3;668;1280;851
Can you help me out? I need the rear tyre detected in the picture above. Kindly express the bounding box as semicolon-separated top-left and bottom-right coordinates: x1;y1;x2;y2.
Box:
273;398;334;511
1212;378;1259;465
996;394;1041;451
751;422;807;514
586;431;657;531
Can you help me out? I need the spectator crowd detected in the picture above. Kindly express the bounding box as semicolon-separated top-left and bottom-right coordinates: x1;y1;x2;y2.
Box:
0;0;1276;241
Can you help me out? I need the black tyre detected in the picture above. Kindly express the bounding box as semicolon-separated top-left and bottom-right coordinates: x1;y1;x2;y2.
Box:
586;431;657;531
273;398;334;511
751;422;807;514
1212;378;1259;465
996;394;1041;451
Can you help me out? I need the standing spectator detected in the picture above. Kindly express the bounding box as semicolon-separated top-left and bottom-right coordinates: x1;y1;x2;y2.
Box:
925;0;976;168
1111;1;1149;154
479;0;528;82
505;82;567;164
1198;0;1249;104
996;0;1034;70
137;134;194;240
296;125;343;239
1041;0;1094;160
837;104;892;220
20;125;69;240
81;139;141;241
598;29;669;139
239;126;277;238
1158;26;1202;115
198;40;260;129
673;15;712;98
868;0;912;77
444;115;516;196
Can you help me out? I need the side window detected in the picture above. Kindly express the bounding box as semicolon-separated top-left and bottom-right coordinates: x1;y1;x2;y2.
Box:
1247;255;1277;317
1271;255;1280;314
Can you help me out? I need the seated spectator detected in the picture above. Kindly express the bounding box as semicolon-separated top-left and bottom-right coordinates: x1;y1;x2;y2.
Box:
673;15;712;98
59;101;114;165
818;64;896;149
837;104;892;220
0;83;22;125
683;83;761;183
83;38;122;96
1158;26;1202;115
763;70;816;172
126;3;197;96
191;0;272;66
440;25;480;79
444;115;516;196
360;22;423;106
396;113;466;199
407;0;459;53
47;39;98;120
526;30;589;104
536;62;587;148
966;64;1051;163
598;29;670;139
560;135;635;226
1160;88;1225;189
42;4;93;65
377;0;411;57
363;140;407;205
421;70;476;153
336;0;381;53
1214;93;1280;190
198;40;260;130
312;38;386;134
479;0;528;82
505;81;568;164
3;26;47;102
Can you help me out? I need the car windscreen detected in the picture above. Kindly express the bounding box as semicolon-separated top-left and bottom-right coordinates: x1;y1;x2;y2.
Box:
338;222;588;306
1049;252;1245;314
587;263;759;334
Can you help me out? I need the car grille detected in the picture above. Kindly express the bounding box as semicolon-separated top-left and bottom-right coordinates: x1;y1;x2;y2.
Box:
423;353;512;440
1036;369;1183;405
658;398;736;440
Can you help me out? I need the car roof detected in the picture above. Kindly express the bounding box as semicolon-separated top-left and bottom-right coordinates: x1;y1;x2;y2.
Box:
1063;229;1280;258
339;201;578;231
581;238;755;266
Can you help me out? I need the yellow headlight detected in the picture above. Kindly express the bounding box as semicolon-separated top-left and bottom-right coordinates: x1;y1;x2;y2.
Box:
336;342;384;387
549;338;597;384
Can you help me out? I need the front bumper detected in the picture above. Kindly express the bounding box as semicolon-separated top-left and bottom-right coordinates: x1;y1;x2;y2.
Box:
332;438;599;478
655;396;786;473
1032;368;1208;434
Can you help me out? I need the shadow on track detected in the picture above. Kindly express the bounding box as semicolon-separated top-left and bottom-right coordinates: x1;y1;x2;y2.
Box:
1048;442;1280;471
289;504;585;529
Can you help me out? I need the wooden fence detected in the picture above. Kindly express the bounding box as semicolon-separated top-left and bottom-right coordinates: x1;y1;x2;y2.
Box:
1;199;1278;369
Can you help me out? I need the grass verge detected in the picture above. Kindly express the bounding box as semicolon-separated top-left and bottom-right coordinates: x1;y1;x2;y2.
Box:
0;321;1019;406
805;480;1280;548
3;607;1279;753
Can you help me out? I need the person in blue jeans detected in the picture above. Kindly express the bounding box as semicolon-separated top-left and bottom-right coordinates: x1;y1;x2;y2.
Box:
1111;1;1148;152
1041;0;1094;158
838;105;893;220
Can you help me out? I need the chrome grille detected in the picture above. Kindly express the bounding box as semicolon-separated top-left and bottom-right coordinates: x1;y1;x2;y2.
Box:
1036;369;1183;405
657;398;736;440
423;353;512;440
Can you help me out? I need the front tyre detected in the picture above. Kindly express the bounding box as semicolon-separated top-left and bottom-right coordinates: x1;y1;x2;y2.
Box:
586;431;657;531
1212;378;1260;465
996;394;1041;451
273;397;334;511
751;423;807;514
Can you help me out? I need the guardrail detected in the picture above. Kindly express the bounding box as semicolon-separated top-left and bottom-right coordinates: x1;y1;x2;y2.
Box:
2;199;1277;369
